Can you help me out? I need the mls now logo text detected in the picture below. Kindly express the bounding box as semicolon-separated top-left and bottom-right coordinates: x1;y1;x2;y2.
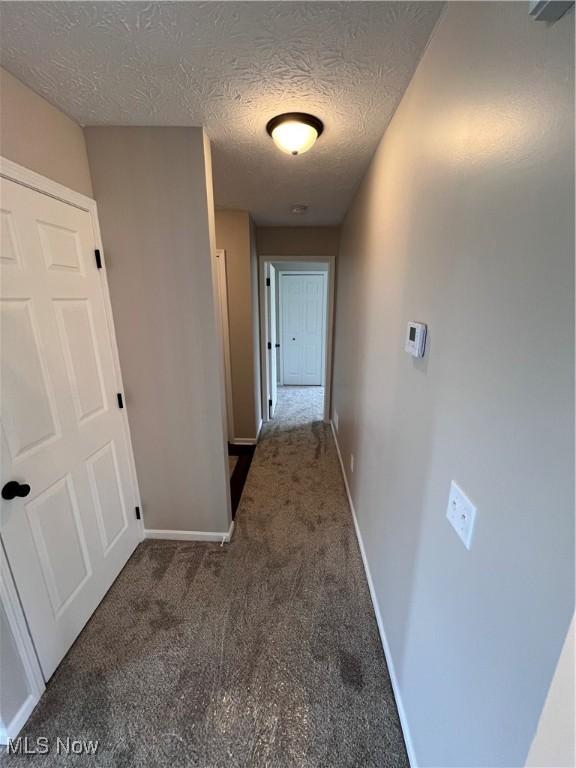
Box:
7;737;99;755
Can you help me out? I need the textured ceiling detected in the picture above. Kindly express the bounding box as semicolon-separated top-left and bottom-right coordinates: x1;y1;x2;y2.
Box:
0;2;443;225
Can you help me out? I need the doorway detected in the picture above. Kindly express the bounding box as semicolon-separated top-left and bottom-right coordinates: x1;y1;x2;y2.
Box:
259;257;335;425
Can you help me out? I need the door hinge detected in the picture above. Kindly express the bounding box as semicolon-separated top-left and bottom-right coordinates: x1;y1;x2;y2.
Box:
269;398;272;407
117;392;124;409
135;506;141;520
275;343;280;348
95;249;103;269
267;341;272;350
266;277;270;287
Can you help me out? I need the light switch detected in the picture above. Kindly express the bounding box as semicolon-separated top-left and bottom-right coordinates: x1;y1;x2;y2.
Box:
446;481;477;550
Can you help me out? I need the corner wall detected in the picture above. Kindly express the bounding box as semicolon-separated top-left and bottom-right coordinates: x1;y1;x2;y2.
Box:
86;127;230;534
331;4;574;766
215;209;261;441
0;67;93;197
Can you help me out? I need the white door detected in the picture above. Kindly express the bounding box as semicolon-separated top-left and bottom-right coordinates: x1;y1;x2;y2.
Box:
281;273;326;386
0;176;140;680
267;265;278;416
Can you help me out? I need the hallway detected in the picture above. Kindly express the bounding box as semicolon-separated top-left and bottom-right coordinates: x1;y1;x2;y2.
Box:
3;387;407;767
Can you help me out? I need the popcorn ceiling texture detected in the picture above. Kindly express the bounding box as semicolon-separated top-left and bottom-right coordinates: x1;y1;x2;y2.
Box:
0;1;442;225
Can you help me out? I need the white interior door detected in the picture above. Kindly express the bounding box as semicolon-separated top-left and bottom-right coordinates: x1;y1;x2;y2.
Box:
0;175;140;681
267;265;278;416
281;273;326;386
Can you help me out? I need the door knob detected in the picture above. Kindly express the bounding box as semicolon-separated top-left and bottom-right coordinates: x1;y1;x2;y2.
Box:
2;481;31;501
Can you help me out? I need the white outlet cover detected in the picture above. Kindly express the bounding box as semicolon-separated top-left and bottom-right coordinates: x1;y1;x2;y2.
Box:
446;481;477;550
350;453;354;473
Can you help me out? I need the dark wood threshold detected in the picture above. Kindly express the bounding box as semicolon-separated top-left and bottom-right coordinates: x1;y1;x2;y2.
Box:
228;443;255;519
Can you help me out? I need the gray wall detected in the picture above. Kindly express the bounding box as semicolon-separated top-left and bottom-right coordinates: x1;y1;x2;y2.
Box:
215;209;261;440
0;67;93;197
86;127;230;534
256;226;340;257
331;4;574;767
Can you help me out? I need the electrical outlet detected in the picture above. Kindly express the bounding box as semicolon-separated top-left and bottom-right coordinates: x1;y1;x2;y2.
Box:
446;481;477;550
350;453;354;473
334;410;339;432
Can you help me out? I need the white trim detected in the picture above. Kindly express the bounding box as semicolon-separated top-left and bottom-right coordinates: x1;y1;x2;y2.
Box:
144;520;235;543
0;157;95;211
0;157;144;541
259;254;335;424
0;543;45;745
330;421;418;768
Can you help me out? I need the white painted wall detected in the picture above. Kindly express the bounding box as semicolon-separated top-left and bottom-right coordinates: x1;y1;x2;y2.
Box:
332;4;574;766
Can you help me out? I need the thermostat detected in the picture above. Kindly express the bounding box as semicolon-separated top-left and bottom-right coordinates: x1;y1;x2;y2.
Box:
405;321;427;358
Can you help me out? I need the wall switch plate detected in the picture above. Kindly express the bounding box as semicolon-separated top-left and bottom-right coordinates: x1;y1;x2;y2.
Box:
350;453;354;473
334;410;339;432
446;481;477;550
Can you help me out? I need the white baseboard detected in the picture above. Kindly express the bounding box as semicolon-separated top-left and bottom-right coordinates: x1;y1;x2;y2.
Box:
230;419;262;446
330;421;418;768
0;693;40;745
144;520;235;543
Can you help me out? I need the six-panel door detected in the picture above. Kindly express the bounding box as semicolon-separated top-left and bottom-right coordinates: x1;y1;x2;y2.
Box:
0;177;140;680
281;273;326;386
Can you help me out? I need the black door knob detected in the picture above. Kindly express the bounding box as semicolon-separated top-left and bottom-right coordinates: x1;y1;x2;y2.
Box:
2;481;31;501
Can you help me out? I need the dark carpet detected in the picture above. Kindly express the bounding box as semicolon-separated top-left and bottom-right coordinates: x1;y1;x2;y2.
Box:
228;442;255;519
2;387;408;767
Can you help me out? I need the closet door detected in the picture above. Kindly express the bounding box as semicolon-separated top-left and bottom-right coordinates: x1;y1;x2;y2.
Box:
1;175;140;680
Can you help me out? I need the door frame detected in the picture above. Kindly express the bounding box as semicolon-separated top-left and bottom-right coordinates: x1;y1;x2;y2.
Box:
0;541;45;744
0;157;143;735
258;254;336;425
266;263;278;418
214;249;235;441
278;270;327;387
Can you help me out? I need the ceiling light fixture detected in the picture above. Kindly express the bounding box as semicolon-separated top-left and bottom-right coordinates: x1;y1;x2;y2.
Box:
266;113;324;156
290;204;308;215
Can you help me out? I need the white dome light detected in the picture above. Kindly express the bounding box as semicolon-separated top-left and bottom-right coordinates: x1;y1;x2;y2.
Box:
266;113;324;156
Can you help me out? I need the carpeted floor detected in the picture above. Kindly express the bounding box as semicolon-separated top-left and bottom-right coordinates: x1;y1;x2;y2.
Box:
2;386;408;767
